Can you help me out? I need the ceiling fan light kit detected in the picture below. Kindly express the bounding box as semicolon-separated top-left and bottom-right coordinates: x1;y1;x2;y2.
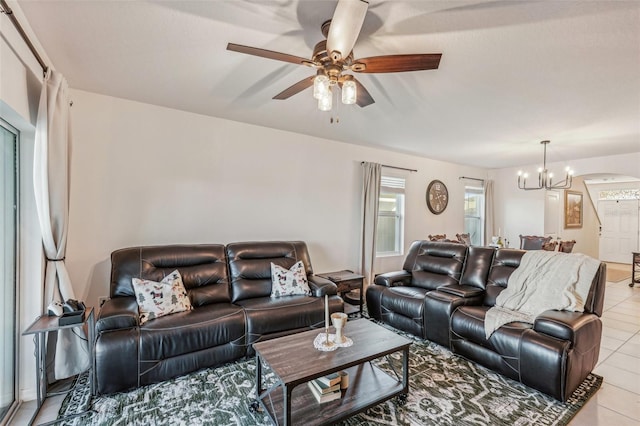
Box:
341;76;357;105
517;140;574;191
226;0;442;112
313;74;330;100
318;88;333;111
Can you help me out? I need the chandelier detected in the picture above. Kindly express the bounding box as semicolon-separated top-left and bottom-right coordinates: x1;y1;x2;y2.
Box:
517;140;574;190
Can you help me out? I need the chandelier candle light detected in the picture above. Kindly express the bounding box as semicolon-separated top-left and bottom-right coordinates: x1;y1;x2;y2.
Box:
517;140;574;190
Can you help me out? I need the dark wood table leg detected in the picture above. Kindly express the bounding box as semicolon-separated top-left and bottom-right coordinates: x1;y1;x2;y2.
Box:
284;385;292;426
402;346;409;393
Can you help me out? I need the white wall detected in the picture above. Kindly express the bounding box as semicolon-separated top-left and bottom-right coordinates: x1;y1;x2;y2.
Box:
67;90;487;308
558;177;599;258
490;152;640;256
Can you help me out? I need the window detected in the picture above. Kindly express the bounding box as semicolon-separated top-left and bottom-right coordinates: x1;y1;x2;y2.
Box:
377;176;405;256
0;121;18;422
464;186;484;246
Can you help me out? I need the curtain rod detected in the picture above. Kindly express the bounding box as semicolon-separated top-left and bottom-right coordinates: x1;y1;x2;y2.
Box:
459;176;485;183
1;0;48;75
361;162;417;173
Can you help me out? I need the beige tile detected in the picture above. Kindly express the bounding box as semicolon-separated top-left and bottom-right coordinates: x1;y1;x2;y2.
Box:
594;363;640;394
618;340;640;358
604;352;640;375
598;348;614;365
608;306;640;319
603;311;640;326
570;402;640;426
619;301;640;311
592;383;640;421
602;325;636;341
602;317;640;334
607;289;632;297
600;336;624;352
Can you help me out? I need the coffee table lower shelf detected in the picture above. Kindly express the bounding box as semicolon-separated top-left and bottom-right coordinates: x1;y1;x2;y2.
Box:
257;362;405;426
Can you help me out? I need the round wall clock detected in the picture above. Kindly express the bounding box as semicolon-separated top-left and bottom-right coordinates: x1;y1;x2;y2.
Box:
426;180;449;215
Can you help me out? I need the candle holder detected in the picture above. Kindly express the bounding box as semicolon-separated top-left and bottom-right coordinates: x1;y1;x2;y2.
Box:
331;312;348;344
324;327;335;348
314;328;337;351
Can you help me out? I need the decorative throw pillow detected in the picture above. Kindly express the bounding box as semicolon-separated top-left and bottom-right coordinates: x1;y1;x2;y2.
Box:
270;261;311;298
131;270;192;325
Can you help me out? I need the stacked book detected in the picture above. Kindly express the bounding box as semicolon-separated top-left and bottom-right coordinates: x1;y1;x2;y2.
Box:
307;371;348;404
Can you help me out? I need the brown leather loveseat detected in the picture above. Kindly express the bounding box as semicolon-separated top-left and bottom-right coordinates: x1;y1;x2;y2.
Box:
95;241;343;395
366;240;606;401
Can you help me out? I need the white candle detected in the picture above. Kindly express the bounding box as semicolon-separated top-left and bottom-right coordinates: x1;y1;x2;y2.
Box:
325;294;329;330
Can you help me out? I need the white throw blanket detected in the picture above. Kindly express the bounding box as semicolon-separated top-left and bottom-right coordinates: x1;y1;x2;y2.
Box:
484;251;600;339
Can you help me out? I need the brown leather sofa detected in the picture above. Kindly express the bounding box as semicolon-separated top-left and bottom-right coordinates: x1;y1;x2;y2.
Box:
366;241;606;401
95;241;343;395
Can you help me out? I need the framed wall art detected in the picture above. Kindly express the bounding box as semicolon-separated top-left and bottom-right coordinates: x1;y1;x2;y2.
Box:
564;190;583;228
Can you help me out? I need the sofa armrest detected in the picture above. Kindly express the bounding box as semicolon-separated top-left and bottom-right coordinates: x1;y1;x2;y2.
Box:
374;271;412;287
308;275;338;297
96;296;139;333
436;284;484;298
534;310;601;345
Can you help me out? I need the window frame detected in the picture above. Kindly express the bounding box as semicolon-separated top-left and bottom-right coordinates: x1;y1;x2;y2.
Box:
0;118;20;423
463;185;485;246
376;176;406;257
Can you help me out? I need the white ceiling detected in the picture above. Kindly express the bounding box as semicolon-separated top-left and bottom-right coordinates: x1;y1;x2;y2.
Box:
17;0;640;169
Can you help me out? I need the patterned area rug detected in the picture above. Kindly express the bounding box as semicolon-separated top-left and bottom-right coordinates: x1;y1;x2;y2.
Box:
58;326;601;425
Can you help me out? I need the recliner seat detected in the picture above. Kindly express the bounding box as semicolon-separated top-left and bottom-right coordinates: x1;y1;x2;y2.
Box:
367;240;606;401
95;241;342;395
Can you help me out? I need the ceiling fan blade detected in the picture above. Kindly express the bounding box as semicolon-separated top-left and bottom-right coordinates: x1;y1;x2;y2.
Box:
353;78;374;107
273;76;315;100
326;0;369;61
353;54;442;73
227;43;310;66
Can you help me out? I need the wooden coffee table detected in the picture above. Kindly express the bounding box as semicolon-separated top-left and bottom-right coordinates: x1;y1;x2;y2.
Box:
252;319;412;426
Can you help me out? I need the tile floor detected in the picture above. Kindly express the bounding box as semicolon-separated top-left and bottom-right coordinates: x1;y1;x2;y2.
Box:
9;273;640;425
570;274;640;425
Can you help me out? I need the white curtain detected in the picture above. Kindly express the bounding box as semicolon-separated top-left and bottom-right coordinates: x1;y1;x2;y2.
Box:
34;69;89;379
484;179;495;245
360;162;381;286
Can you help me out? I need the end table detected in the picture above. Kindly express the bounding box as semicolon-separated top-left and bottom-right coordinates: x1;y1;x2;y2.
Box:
631;252;640;288
22;307;95;425
317;270;364;317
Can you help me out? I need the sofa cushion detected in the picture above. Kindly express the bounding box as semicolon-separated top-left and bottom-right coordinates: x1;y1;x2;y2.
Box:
110;244;230;305
132;270;192;325
451;305;531;373
227;241;315;303
401;241;466;290
380;286;428;319
139;303;246;361
270;261;311;298
484;249;524;306
236;295;333;339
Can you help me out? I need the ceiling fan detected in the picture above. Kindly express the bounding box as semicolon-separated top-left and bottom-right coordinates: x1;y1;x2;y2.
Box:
227;0;442;110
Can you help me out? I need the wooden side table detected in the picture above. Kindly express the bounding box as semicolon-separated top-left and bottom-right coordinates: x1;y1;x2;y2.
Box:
317;270;364;316
22;307;95;425
631;252;640;288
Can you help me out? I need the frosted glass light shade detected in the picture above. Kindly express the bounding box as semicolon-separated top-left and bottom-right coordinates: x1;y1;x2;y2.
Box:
342;80;357;104
318;89;332;111
313;75;330;99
